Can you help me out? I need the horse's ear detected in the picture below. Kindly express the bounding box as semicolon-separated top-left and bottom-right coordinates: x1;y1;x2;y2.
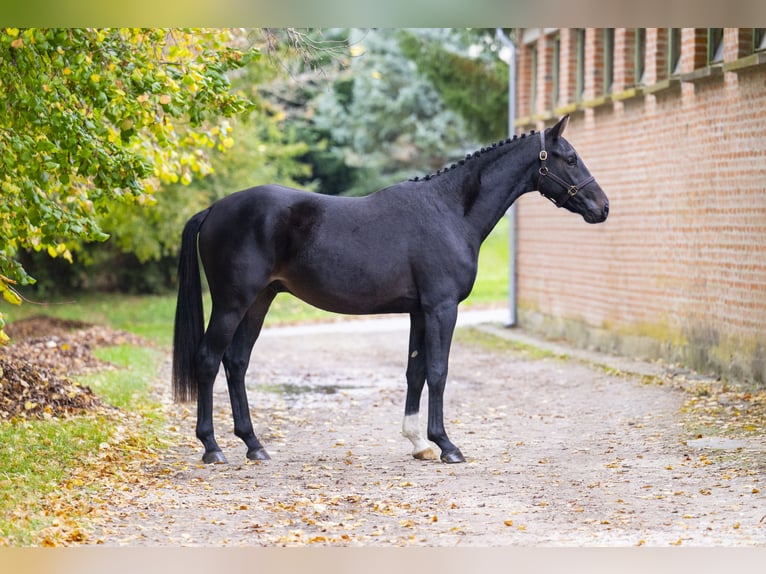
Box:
549;114;570;140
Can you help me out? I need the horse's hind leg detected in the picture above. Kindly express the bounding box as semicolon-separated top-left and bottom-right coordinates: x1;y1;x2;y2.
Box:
222;288;277;461
402;312;437;460
195;305;248;464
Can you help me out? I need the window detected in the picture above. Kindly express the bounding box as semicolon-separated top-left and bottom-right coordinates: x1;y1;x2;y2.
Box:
755;29;766;52
604;28;615;93
635;28;646;83
530;44;538;115
669;28;682;75
708;28;724;63
575;28;586;100
551;34;560;108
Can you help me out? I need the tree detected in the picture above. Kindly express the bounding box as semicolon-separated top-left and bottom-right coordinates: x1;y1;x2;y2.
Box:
0;28;258;341
397;28;509;143
266;29;507;198
309;29;478;196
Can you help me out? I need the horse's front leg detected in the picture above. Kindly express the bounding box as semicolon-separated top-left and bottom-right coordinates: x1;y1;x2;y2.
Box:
424;303;465;464
402;312;437;460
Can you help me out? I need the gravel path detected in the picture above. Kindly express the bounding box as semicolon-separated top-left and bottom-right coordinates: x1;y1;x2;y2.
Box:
90;311;765;546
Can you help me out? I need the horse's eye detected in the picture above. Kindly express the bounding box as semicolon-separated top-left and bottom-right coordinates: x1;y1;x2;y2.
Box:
567;156;577;166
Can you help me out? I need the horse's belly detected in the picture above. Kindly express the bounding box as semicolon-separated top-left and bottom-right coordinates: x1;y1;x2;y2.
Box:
277;271;420;316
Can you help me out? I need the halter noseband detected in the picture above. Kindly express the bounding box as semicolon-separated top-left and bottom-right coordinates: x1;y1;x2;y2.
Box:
537;129;594;208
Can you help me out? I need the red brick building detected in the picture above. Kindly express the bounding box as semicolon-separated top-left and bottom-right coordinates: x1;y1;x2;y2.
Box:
513;28;766;385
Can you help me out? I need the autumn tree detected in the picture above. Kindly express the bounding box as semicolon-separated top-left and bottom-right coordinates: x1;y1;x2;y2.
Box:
0;28;257;341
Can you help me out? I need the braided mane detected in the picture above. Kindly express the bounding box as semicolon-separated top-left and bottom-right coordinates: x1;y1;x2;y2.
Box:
409;130;538;183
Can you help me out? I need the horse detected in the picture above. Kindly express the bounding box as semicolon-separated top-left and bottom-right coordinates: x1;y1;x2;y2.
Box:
172;114;609;465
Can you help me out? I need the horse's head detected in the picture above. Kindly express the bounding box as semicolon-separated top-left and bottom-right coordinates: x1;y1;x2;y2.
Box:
537;115;609;224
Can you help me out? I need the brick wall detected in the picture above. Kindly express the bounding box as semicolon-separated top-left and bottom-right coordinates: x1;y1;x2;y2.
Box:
514;28;766;385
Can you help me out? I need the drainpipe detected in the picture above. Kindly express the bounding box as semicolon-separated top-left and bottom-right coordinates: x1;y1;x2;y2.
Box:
496;28;517;328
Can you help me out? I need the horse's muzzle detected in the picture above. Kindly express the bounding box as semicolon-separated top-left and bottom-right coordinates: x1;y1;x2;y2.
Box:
583;198;609;224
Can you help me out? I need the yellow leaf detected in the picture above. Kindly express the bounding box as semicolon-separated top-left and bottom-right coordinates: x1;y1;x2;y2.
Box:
159;94;172;105
503;520;514;527
1;286;21;306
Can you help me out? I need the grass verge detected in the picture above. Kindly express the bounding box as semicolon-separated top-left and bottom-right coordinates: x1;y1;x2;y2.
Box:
454;326;565;361
0;345;165;546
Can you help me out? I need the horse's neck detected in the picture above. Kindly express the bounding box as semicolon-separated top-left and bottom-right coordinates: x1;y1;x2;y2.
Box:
462;139;538;241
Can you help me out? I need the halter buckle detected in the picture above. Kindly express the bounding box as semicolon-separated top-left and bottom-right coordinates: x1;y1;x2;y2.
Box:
539;150;548;161
567;185;578;197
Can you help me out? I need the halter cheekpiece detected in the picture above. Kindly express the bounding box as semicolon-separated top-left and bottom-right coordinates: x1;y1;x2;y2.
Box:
537;129;594;208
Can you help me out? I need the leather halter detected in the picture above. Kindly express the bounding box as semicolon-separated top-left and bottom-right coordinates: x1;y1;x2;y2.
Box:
537;129;595;208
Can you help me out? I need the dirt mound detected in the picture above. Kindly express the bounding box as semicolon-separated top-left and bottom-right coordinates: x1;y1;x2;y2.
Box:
0;356;101;419
0;315;148;420
4;315;92;342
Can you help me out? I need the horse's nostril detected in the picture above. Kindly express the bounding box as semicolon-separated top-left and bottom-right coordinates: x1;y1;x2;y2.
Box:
603;202;610;217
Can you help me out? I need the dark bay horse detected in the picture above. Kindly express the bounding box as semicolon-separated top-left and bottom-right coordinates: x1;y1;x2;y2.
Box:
172;115;609;464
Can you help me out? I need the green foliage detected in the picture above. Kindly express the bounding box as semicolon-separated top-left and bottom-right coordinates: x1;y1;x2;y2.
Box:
0;28;258;336
309;29;478;196
397;29;509;142
15;31;316;296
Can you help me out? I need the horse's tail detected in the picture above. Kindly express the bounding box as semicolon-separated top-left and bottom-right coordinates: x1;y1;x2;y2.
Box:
172;208;211;403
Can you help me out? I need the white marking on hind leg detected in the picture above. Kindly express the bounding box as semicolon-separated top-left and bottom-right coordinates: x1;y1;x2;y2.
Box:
402;414;436;460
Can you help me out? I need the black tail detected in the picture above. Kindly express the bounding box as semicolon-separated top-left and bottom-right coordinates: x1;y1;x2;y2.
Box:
172;208;210;403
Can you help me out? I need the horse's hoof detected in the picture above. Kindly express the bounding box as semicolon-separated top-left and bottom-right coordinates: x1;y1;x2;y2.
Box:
440;449;466;464
202;450;228;464
247;448;271;461
413;447;437;461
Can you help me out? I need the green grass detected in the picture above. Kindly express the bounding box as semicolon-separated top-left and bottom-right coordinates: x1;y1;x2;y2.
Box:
464;216;510;306
0;345;165;545
0;416;112;544
81;345;166;414
454;326;566;361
